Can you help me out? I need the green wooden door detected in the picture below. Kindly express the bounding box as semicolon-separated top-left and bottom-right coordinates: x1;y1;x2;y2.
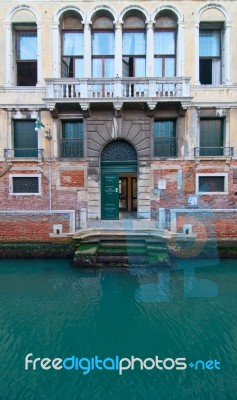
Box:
14;120;38;157
101;174;119;220
200;119;223;156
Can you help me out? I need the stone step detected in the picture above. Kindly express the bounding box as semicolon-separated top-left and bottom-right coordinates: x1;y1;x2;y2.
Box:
97;255;149;265
147;245;168;252
73;243;99;267
98;248;147;257
99;241;147;251
147;251;172;267
72;238;173;268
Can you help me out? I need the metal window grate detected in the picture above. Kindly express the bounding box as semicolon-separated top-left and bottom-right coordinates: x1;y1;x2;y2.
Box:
60;139;84;159
199;176;224;192
154;137;177;157
101;140;137;162
13;177;39;193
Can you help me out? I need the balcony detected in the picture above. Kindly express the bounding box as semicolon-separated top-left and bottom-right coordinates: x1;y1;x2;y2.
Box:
4;148;44;161
44;77;191;110
154;137;177;157
194;147;234;158
60;139;84;159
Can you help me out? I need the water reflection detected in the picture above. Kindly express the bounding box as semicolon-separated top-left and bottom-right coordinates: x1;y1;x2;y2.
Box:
0;258;237;400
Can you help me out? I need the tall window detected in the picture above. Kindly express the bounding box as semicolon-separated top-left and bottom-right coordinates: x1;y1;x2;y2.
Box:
92;14;115;79
199;28;222;84
200;119;223;156
61;13;84;78
154;120;176;157
61;121;84;159
92;32;114;78
154;13;177;77
154;32;176;77
16;30;37;86
122;15;146;77
14;120;38;157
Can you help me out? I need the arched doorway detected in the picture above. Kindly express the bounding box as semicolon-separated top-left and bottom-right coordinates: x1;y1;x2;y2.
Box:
100;140;137;220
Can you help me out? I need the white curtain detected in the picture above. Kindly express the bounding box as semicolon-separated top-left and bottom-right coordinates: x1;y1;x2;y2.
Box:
212;59;221;84
17;32;37;60
75;59;84;78
154;32;175;55
199;30;221;57
104;59;114;78
123;32;146;55
154;58;162;77
165;58;175;77
92;59;102;77
63;32;84;56
135;58;146;77
92;33;114;56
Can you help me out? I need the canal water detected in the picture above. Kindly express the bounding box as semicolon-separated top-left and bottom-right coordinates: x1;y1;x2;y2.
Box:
0;257;236;400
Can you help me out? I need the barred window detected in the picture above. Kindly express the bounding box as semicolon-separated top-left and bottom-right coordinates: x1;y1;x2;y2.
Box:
198;176;225;193
60;121;84;159
12;177;39;194
154;120;177;157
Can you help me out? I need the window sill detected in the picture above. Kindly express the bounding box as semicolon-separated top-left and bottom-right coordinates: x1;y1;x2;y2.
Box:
6;158;43;163
9;193;41;196
196;192;228;196
191;84;236;90
0;85;45;91
153;156;178;160
195;156;232;162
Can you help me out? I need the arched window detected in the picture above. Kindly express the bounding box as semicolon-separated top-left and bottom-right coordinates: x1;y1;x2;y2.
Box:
154;11;177;77
91;12;115;79
60;11;84;78
199;9;225;85
101;140;137;161
122;12;146;77
7;7;39;86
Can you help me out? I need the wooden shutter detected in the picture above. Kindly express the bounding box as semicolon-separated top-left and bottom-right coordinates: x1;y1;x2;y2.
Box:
14;121;37;148
200;119;223;155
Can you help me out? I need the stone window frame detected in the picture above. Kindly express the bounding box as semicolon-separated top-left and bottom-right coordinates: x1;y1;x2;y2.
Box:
7;111;41;157
5;5;42;86
9;174;42;196
196;109;230;153
59;118;85;160
194;3;231;85
195;173;228;195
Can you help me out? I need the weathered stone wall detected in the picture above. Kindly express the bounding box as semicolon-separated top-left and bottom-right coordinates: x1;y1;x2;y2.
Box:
86;108;152;219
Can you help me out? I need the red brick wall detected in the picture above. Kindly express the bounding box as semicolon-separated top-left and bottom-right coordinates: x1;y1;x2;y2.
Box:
151;160;237;219
176;212;237;239
0;161;87;212
0;213;72;242
60;170;84;187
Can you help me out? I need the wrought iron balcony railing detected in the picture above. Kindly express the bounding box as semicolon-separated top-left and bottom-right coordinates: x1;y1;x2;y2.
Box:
4;148;44;159
154;137;177;157
45;77;190;100
194;147;234;157
60;139;84;159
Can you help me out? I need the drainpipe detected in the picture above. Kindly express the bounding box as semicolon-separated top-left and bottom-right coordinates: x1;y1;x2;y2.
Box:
45;126;52;211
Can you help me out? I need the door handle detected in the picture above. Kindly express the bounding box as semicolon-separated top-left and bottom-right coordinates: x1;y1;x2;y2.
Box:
115;188;118;193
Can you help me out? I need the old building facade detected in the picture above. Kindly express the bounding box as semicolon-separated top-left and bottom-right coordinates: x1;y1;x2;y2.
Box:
0;0;237;241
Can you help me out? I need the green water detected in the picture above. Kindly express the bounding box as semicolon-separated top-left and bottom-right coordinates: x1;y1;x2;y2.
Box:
0;257;236;400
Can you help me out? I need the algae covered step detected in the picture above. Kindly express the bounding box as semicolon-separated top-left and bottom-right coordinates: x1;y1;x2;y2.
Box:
73;243;99;267
73;238;172;268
